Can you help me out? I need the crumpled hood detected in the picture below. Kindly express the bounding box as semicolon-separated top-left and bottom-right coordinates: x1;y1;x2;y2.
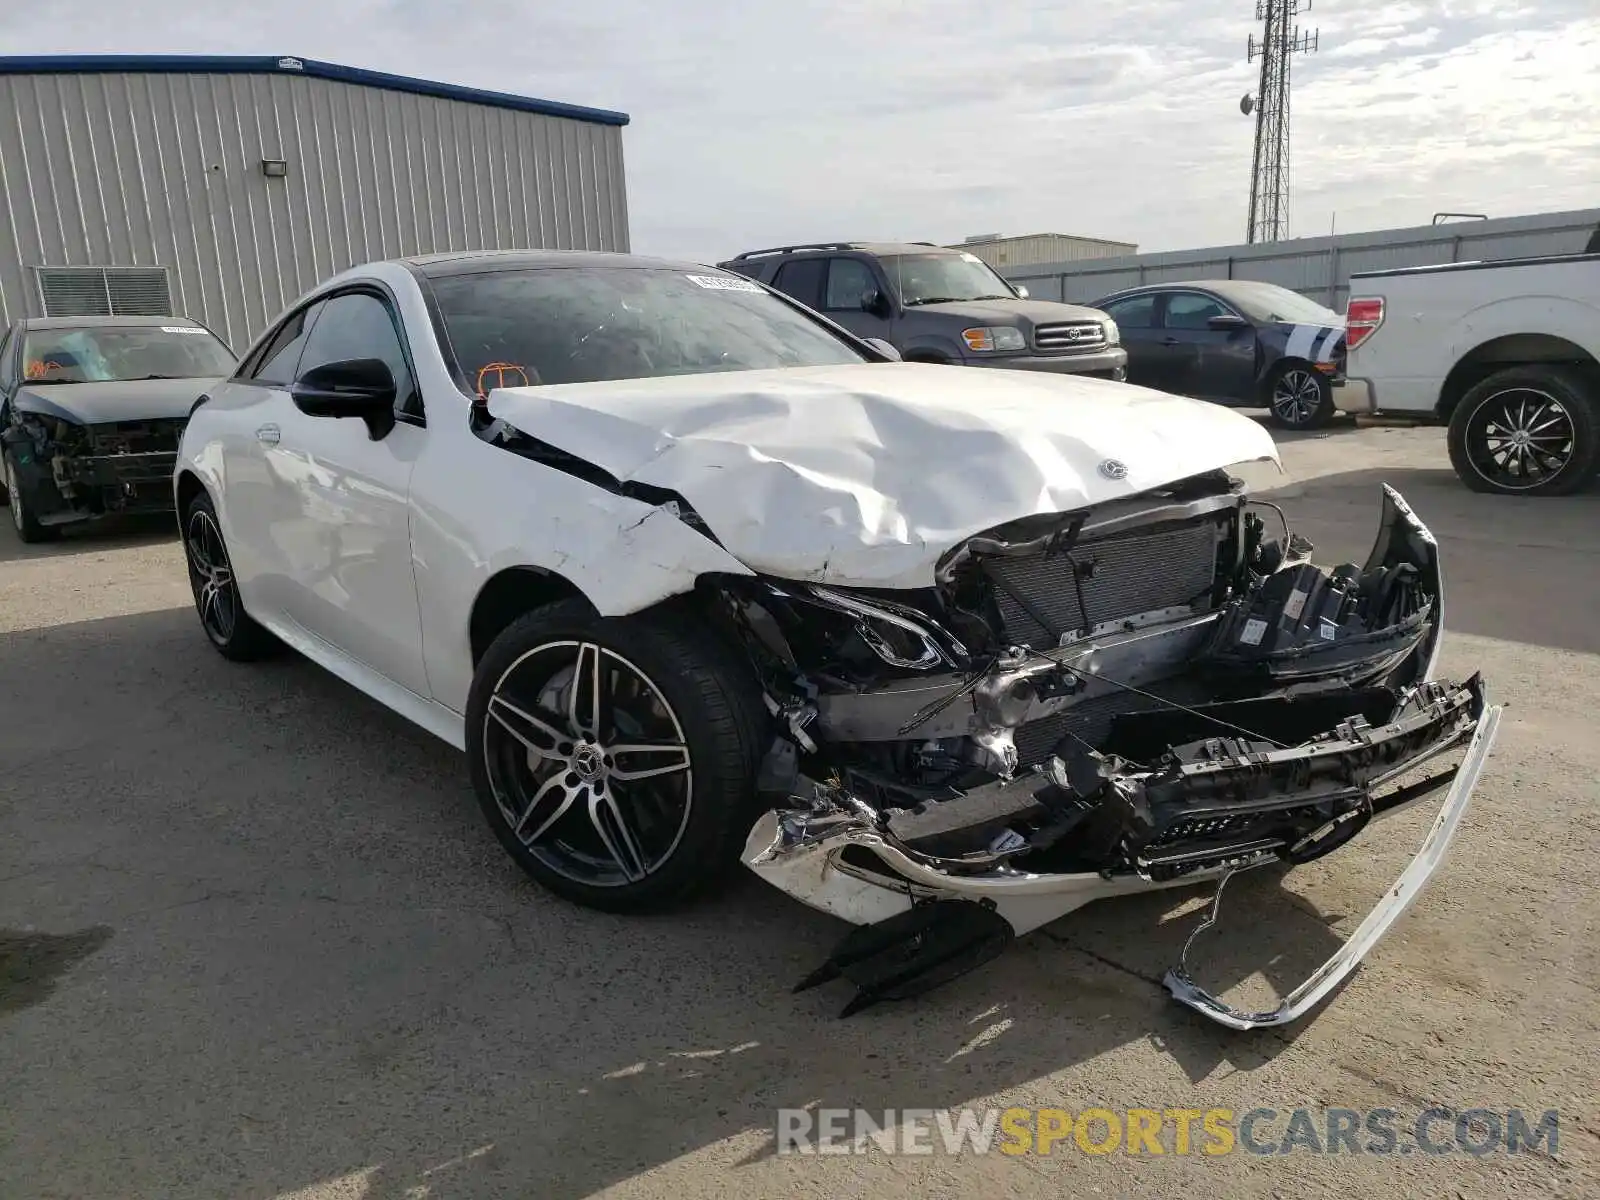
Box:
13;376;222;424
488;362;1280;589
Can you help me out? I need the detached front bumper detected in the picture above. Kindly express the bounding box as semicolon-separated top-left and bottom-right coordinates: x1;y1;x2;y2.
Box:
741;487;1501;1027
1164;690;1500;1028
966;345;1129;380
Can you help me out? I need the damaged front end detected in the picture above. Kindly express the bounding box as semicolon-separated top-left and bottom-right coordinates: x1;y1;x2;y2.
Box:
718;478;1500;1027
3;409;186;529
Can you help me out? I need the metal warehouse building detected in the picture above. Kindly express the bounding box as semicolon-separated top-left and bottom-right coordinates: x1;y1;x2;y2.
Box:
951;231;1138;271
0;54;631;350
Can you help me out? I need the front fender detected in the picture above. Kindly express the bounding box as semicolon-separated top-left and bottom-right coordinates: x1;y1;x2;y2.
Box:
898;332;969;363
410;436;754;714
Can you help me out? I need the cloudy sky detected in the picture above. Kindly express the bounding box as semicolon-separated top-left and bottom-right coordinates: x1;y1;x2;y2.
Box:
4;0;1597;261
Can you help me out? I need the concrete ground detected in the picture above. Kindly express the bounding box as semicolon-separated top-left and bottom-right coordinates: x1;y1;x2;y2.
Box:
2;420;1597;1199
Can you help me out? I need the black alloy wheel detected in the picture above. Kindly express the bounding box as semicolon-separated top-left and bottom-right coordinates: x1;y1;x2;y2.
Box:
1447;366;1600;497
182;492;278;659
466;599;766;913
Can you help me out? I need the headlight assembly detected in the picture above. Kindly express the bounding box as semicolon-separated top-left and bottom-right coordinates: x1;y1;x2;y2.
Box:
799;584;968;671
960;326;1026;353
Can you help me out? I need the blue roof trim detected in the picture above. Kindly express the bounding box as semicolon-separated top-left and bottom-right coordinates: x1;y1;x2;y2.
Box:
0;54;630;127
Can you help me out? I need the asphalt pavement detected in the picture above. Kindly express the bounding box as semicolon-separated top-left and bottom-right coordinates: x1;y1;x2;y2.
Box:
2;419;1597;1199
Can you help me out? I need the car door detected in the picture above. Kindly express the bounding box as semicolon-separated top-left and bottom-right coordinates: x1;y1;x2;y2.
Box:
258;286;431;696
769;257;827;312
213;301;322;617
1157;291;1260;403
819;256;893;342
1100;294;1162;388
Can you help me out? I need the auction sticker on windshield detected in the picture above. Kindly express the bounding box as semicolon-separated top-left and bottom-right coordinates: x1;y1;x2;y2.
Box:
686;274;764;293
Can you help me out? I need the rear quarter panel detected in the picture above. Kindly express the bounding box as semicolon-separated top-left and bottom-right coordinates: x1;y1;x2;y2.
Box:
1349;261;1600;414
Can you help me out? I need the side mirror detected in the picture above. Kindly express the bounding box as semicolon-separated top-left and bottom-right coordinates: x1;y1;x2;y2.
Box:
1208;313;1249;331
862;337;902;361
1013;284;1030;299
860;288;891;318
291;358;398;439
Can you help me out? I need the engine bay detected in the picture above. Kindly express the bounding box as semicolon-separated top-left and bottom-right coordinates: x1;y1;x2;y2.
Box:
710;473;1451;881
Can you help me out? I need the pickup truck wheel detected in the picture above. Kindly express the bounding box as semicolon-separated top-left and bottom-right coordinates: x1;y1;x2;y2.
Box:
466;599;768;914
1266;364;1334;429
1448;366;1599;496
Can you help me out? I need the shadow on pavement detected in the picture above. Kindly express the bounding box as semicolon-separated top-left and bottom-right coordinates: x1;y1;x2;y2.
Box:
1261;463;1600;656
0;509;176;563
0;926;114;1016
0;607;1364;1199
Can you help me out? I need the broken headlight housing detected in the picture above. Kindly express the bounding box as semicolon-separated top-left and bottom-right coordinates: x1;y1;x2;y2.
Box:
802;585;965;671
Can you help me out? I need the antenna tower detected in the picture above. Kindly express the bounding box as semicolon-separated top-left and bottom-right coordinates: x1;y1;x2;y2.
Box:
1244;0;1318;243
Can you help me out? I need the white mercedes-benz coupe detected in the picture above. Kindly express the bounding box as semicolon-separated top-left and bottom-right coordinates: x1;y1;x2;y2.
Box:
175;250;1499;1026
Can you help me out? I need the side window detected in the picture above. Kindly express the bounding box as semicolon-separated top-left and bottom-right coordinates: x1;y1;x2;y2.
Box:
295;291;419;418
1103;295;1156;329
771;258;826;309
248;305;319;385
1164;292;1230;330
824;258;877;311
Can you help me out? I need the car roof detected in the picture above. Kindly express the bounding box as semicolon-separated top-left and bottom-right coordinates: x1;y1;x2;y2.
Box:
723;241;961;264
1097;279;1302;303
1098;280;1231;299
22;314;203;329
400;248;721;279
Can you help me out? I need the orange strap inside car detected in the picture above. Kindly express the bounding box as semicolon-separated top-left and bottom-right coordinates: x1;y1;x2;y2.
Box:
475;362;532;403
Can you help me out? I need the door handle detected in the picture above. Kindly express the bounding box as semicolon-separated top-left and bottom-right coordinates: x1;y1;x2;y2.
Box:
1162;337;1179;346
255;424;281;446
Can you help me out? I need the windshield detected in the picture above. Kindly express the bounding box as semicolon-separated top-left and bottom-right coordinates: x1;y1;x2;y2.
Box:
1223;282;1343;326
21;324;235;383
880;252;1019;306
428;267;869;389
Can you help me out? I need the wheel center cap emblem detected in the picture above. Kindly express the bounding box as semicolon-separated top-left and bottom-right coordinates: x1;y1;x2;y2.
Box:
572;743;606;782
1098;458;1129;480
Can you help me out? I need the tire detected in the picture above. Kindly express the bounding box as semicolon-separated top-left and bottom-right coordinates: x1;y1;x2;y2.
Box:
4;450;58;544
1265;362;1335;430
466;598;769;914
181;491;279;660
1447;365;1600;497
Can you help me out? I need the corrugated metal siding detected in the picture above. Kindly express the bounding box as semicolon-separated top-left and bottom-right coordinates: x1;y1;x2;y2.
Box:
1001;209;1600;312
956;233;1137;270
0;70;629;349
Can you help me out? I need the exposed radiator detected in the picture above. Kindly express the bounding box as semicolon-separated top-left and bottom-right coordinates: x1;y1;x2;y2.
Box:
984;517;1225;650
88;418;187;456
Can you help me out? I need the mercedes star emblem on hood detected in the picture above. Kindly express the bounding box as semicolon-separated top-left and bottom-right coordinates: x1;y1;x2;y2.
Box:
1098;459;1129;480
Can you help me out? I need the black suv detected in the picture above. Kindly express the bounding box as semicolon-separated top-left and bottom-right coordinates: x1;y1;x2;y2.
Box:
719;242;1127;380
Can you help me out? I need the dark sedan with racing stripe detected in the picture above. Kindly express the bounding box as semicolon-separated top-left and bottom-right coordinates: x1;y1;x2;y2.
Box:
1089;280;1347;430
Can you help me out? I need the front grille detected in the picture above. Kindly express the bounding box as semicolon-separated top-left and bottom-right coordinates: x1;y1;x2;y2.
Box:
985;517;1224;650
1015;692;1163;766
87;418;187;456
1033;321;1106;353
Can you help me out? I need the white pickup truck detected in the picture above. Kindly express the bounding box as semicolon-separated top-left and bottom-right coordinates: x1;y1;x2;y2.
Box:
1339;251;1600;496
